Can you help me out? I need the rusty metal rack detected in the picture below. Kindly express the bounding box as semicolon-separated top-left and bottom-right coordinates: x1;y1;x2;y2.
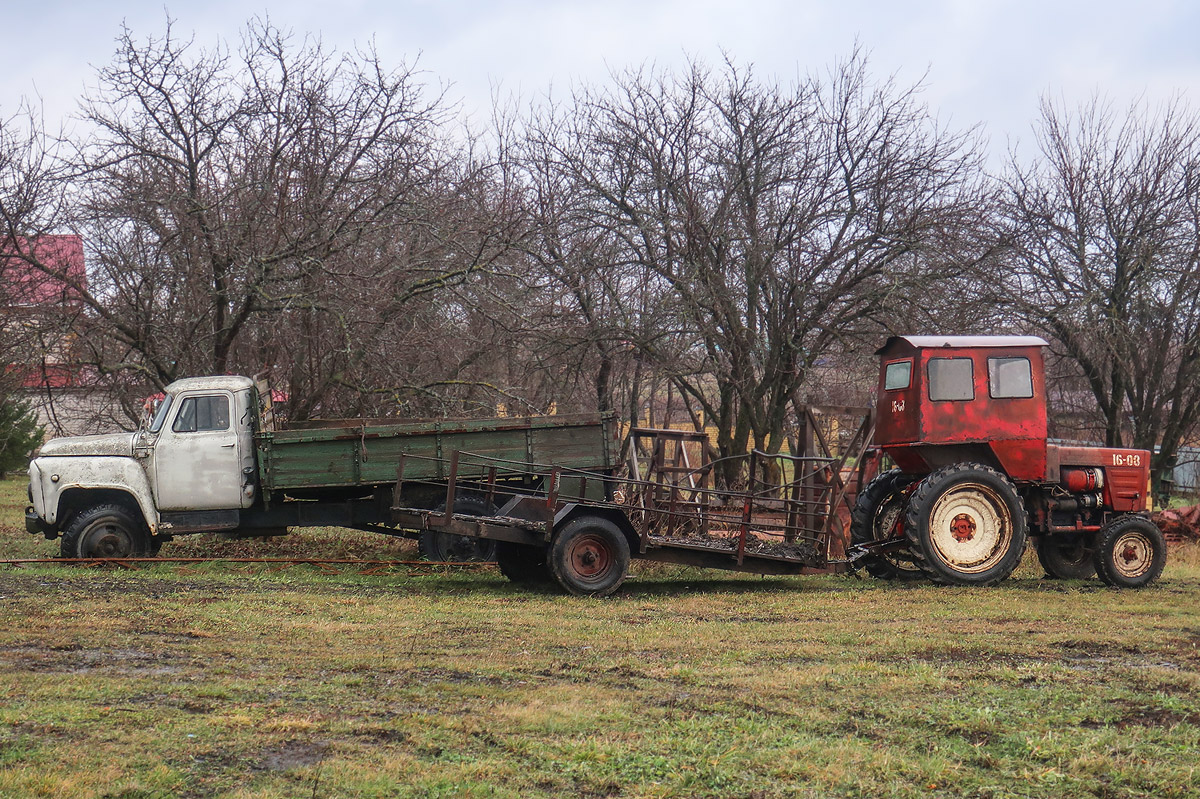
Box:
386;437;842;575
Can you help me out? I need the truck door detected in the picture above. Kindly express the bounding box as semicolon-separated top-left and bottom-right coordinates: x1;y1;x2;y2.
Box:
151;390;245;511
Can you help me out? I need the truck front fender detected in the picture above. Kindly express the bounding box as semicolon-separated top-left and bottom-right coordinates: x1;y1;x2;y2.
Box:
29;456;158;532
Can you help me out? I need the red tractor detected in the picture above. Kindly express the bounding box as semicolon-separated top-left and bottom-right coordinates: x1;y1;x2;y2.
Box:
850;336;1166;588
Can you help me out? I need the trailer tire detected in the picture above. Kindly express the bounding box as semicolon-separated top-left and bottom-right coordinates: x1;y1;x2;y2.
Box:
850;469;923;580
904;463;1027;586
549;516;630;597
61;504;152;559
1093;516;1165;588
1035;534;1095;579
495;541;553;584
418;496;499;563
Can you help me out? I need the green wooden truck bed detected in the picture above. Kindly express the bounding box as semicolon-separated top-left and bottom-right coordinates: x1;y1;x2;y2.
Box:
255;413;617;494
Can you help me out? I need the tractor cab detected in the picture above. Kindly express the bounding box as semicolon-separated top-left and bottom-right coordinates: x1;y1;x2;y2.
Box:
874;335;1049;481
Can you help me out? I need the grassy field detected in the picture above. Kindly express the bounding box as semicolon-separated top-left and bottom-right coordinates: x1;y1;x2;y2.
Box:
1;476;1198;798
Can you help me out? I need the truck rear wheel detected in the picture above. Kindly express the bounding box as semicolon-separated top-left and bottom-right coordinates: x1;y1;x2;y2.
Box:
418;496;499;562
1035;535;1095;579
904;463;1027;586
850;469;922;580
1093;516;1165;588
495;541;553;584
61;504;152;559
549;516;630;597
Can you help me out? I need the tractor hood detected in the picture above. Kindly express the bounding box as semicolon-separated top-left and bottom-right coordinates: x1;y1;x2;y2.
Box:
36;432;138;459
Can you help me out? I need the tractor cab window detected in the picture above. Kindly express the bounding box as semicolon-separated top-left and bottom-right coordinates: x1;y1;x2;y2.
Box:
884;360;912;390
988;357;1033;398
928;358;974;401
172;395;231;433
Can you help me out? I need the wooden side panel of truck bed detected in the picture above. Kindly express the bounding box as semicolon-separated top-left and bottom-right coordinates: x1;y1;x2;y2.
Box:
255;414;616;490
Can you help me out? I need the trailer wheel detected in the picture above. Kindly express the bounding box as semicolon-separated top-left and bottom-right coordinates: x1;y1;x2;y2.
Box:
1035;535;1095;579
1093;516;1165;588
904;463;1027;586
495;541;553;584
61;504;152;559
418;496;499;562
850;469;922;580
549;516;630;597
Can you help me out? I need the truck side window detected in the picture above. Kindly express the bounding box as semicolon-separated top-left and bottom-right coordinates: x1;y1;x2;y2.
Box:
173;395;231;433
884;360;912;390
988;357;1033;398
928;358;974;401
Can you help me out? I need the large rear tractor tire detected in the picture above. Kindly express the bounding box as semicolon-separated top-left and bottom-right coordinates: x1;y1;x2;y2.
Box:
1035;534;1096;579
904;464;1027;586
418;495;499;563
849;469;922;580
61;504;152;559
1093;516;1166;588
549;516;631;597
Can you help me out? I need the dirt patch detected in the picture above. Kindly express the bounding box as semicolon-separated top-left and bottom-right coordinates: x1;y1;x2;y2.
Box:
0;643;187;676
1115;703;1200;729
255;740;330;772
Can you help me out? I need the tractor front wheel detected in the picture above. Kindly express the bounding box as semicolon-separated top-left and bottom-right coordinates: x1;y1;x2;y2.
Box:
1093;516;1165;588
904;463;1027;586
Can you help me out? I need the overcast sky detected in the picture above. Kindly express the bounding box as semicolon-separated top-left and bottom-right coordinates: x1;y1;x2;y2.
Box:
3;0;1199;162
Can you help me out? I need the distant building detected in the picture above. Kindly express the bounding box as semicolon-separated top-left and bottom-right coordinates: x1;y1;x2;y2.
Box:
1;234;105;435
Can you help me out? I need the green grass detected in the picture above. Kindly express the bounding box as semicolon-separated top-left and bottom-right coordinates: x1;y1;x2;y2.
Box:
2;475;1199;798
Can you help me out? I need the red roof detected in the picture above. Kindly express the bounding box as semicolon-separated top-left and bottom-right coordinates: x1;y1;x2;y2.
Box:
2;234;86;306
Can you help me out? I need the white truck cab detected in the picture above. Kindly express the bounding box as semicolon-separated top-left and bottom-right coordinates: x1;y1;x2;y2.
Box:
27;376;260;557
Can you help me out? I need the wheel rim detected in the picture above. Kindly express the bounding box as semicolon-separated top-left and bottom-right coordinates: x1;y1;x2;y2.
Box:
873;493;921;573
927;482;1013;574
79;518;136;558
1111;530;1155;579
565;532;615;585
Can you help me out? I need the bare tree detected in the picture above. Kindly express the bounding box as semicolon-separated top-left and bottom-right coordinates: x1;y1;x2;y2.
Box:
3;19;530;423
1003;95;1200;499
523;54;988;479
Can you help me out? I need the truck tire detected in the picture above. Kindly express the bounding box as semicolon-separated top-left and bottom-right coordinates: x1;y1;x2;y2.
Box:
849;469;922;580
549;516;630;597
904;463;1027;586
1092;516;1166;588
418;495;499;562
495;541;553;584
1035;535;1095;579
61;504;153;559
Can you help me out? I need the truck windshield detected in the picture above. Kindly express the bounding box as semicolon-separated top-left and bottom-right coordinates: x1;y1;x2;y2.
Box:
148;395;174;433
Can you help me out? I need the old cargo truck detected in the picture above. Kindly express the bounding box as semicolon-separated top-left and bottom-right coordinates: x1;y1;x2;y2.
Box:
25;376;617;564
25;336;1168;596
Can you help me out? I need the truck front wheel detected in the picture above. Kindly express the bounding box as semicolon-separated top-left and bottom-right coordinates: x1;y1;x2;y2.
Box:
1093;516;1165;588
549;516;630;597
904;464;1027;586
61;504;152;559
